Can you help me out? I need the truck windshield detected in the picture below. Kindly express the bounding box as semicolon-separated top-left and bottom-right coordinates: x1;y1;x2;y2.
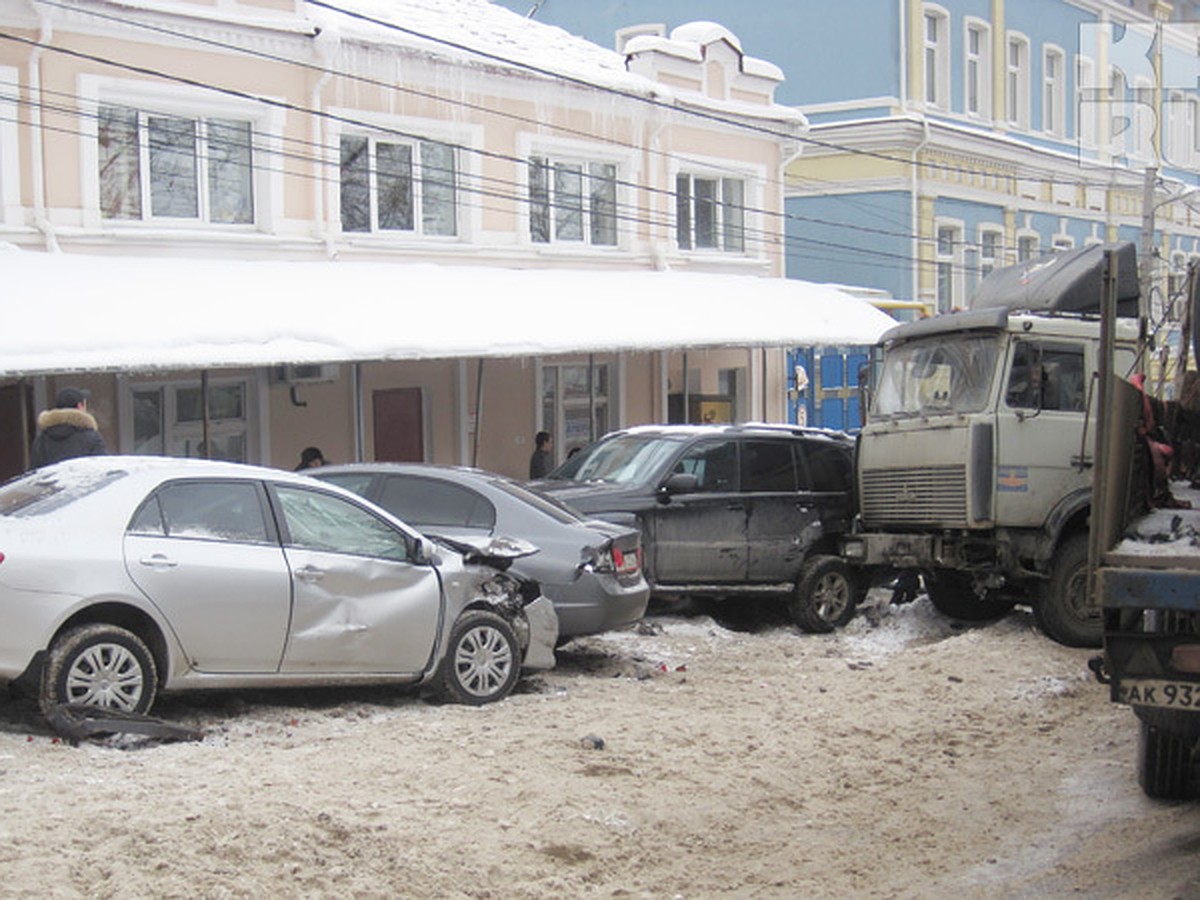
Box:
873;333;1002;418
547;434;683;485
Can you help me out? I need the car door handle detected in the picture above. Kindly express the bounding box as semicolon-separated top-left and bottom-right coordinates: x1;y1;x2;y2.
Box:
139;554;178;570
294;565;324;583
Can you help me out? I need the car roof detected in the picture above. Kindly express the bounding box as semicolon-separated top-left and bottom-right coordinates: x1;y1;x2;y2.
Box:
601;423;854;444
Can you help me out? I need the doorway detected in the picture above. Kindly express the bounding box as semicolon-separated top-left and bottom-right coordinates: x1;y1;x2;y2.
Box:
373;387;424;461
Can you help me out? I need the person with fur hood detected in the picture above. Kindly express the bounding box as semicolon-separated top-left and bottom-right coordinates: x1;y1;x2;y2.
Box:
30;387;108;468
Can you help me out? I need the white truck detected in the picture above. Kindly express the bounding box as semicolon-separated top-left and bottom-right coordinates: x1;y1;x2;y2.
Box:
842;242;1140;646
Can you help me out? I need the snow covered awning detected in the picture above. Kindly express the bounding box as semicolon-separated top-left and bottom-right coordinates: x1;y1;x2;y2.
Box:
1;248;895;376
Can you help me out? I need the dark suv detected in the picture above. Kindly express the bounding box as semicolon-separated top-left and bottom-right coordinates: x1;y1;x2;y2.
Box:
532;424;859;631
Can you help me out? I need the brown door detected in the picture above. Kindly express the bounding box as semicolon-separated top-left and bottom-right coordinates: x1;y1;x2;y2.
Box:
372;387;424;462
0;383;33;479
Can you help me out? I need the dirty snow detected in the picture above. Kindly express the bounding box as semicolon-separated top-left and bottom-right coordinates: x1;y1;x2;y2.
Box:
0;598;1198;897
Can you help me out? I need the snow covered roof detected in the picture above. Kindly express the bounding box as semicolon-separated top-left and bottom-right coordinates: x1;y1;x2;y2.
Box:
308;0;654;94
0;248;894;376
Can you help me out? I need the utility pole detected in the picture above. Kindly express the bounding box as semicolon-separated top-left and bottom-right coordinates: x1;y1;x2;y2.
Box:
1140;165;1158;328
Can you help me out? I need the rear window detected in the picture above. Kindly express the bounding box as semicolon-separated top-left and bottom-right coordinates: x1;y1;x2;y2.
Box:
0;467;128;518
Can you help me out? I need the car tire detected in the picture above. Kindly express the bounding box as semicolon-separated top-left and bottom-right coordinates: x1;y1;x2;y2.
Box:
789;555;859;634
1137;719;1197;800
1033;534;1100;648
428;610;520;706
925;571;1015;622
40;623;158;718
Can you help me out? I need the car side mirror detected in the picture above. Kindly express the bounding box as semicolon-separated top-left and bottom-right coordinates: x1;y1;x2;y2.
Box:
412;536;440;566
658;472;699;502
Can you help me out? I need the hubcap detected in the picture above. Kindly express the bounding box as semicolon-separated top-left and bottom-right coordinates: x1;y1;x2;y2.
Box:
65;642;144;710
814;573;850;621
453;625;513;698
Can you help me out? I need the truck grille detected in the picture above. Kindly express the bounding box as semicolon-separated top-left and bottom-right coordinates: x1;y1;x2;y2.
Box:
860;465;968;528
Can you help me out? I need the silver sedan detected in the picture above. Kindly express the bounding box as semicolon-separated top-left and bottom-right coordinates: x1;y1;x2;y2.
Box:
0;457;557;717
311;463;650;639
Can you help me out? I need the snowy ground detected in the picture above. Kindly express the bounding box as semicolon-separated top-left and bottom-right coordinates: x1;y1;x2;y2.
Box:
1;593;1198;898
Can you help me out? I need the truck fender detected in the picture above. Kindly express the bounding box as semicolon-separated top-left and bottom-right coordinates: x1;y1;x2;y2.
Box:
1040;485;1091;559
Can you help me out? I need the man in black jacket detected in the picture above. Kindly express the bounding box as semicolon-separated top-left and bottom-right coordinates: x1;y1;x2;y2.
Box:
30;387;108;468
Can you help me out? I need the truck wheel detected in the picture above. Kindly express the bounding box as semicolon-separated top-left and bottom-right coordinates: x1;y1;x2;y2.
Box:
1033;535;1099;648
789;555;859;633
925;571;1015;621
1137;719;1197;800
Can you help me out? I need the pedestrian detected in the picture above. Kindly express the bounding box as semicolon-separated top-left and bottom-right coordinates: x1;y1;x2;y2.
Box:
30;386;108;468
528;431;553;479
294;446;327;470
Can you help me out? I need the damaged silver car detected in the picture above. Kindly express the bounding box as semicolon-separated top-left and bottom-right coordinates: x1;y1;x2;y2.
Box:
0;457;557;718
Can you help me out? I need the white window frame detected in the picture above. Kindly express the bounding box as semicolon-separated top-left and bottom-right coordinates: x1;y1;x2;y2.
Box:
1017;231;1040;262
1108;67;1129;159
117;372;266;463
1131;76;1156;162
1043;45;1066;138
330;110;479;244
977;225;1004;282
526;154;620;249
518;134;635;254
923;5;951;110
538;359;617;461
935;219;964;314
672;156;762;258
964;19;992;120
1052;233;1075;253
1165;90;1188;168
1076;55;1098;148
78;76;282;232
1006;32;1031;130
338;132;459;238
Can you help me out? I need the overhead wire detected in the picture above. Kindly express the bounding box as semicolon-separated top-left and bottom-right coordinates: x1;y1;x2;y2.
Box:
3;0;1190;287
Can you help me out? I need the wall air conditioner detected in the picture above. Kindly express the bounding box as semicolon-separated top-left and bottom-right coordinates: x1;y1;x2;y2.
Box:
272;363;340;385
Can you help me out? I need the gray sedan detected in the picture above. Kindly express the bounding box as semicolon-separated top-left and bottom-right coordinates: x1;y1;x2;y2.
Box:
311;464;650;639
0;457;557;718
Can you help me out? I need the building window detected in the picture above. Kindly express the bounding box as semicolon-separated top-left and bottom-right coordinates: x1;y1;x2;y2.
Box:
923;6;950;109
936;223;962;313
529;156;617;246
1018;234;1040;262
131;379;251;461
1076;56;1098;147
1052;235;1074;253
965;20;992;119
1132;77;1154;160
1006;34;1031;129
541;363;611;460
676;174;746;253
1107;68;1128;158
979;228;1003;281
1043;47;1065;137
340;135;457;236
98;105;253;223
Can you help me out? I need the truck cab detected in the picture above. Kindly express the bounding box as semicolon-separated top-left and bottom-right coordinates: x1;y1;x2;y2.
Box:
843;243;1140;646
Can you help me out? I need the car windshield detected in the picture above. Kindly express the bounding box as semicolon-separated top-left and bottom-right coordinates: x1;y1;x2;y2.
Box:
548;434;684;485
0;466;127;517
872;332;1002;418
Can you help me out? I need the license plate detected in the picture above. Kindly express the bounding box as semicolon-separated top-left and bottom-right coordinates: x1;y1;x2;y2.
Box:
1117;679;1200;710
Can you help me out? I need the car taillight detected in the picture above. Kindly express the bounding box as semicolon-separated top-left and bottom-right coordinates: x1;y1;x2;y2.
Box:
611;545;640;575
0;552;5;564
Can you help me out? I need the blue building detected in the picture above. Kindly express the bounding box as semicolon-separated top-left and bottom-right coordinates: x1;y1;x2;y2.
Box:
501;0;1200;325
